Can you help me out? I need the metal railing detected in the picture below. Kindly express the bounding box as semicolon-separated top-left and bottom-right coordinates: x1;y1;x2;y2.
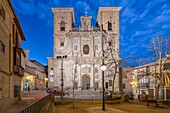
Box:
19;95;51;113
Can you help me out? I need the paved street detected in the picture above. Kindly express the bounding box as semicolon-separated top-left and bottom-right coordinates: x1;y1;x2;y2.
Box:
5;90;48;113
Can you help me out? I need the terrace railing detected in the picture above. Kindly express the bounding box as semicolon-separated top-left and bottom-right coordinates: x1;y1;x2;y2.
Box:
18;94;54;113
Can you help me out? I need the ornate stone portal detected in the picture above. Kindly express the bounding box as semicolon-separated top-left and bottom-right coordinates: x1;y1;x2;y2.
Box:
48;7;121;92
82;74;90;90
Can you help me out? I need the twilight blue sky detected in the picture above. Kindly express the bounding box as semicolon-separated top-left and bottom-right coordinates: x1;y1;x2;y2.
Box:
11;0;170;66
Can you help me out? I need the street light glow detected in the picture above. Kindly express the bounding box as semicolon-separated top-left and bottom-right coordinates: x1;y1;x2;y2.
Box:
101;65;106;71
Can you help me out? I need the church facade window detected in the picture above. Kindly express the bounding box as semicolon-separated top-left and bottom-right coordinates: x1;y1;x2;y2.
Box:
108;41;112;46
108;22;112;31
74;45;78;51
95;45;98;51
60;38;65;47
83;45;89;54
60;19;65;31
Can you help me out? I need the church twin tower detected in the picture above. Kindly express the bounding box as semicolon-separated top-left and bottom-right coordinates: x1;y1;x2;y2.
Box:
48;7;121;92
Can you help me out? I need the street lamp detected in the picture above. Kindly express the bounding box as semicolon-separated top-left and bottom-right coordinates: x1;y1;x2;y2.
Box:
101;64;106;111
57;55;67;99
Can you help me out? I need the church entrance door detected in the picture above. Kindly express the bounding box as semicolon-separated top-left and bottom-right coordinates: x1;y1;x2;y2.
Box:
82;74;90;90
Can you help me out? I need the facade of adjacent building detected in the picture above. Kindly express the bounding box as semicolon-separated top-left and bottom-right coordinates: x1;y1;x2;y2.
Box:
22;50;47;92
122;68;133;94
0;0;26;112
130;53;170;100
48;7;121;93
30;60;47;90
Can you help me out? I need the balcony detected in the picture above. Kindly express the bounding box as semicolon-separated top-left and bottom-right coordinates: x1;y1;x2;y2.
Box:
138;83;149;88
13;47;26;76
137;71;150;76
14;65;24;76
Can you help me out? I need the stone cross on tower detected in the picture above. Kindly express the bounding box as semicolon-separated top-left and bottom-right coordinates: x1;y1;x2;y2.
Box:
85;9;88;17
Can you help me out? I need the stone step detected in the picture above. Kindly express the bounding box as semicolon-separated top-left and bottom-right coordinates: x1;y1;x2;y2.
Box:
67;90;102;96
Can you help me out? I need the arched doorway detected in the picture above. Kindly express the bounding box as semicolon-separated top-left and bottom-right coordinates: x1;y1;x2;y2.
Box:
82;74;90;90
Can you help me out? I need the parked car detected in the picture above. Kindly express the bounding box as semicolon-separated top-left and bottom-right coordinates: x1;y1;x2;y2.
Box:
46;88;52;93
52;90;65;96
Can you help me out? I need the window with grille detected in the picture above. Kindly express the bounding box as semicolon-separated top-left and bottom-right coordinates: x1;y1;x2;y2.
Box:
105;82;108;89
109;80;112;86
0;41;5;53
0;4;5;20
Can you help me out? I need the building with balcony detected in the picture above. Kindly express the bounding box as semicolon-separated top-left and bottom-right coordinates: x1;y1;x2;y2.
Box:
30;60;47;90
22;50;47;92
130;53;170;100
0;0;26;112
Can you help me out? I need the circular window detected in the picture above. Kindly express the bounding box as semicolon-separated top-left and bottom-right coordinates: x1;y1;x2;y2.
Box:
83;45;89;54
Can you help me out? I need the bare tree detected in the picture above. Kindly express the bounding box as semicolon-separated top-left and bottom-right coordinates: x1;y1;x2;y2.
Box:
102;33;121;97
147;36;170;99
71;54;80;108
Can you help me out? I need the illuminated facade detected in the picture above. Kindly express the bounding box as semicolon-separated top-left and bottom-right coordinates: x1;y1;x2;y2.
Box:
22;50;47;92
48;7;121;92
0;0;26;112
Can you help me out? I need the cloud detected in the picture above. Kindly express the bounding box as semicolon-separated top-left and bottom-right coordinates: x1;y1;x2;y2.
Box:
162;25;170;29
122;8;134;17
152;15;170;24
133;30;155;37
11;0;37;15
11;0;170;64
11;0;53;26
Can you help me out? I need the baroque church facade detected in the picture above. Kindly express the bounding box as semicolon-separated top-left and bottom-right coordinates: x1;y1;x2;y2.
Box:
48;7;121;92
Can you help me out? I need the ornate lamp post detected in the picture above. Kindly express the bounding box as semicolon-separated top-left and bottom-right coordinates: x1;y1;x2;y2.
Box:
101;64;106;111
